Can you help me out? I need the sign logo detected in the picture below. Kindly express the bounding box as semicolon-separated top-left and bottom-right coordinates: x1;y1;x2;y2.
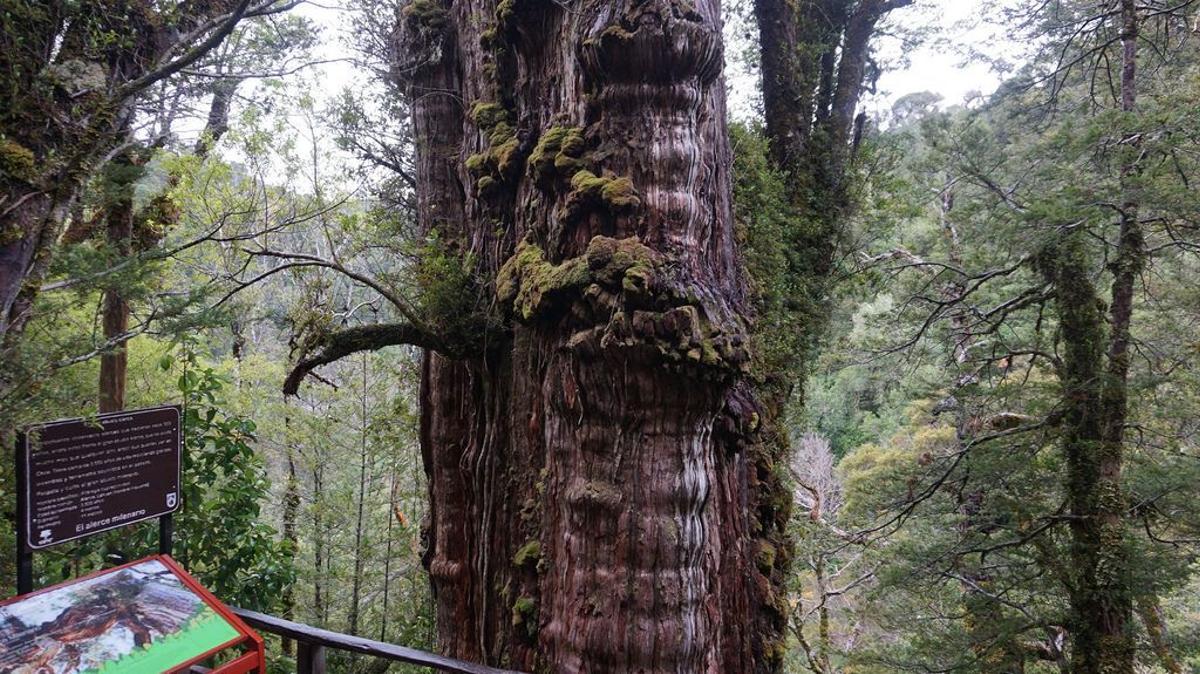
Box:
38;530;52;545
166;492;177;509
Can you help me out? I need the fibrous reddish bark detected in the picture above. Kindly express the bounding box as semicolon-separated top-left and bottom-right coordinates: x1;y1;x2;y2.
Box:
398;0;783;670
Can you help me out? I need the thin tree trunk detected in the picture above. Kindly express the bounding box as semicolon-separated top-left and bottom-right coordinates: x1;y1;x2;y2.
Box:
194;78;241;159
1137;595;1181;674
349;355;370;635
313;459;326;625
97;151;138;414
281;396;301;656
380;463;396;643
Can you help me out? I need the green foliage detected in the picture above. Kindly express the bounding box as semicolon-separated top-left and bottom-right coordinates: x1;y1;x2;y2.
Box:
730;123;801;390
412;232;497;351
161;345;294;611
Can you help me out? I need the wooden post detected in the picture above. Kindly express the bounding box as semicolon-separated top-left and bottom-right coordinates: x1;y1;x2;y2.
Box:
297;642;326;674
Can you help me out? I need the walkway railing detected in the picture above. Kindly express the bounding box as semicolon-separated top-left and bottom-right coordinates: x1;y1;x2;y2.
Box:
229;607;527;674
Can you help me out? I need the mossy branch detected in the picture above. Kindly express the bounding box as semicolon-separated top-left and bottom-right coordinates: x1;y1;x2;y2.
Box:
282;322;445;395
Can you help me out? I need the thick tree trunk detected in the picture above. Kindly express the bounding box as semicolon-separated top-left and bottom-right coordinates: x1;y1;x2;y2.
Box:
0;190;71;350
401;0;781;670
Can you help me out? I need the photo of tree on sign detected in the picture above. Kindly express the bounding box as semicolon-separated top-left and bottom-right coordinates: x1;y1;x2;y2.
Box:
0;560;238;673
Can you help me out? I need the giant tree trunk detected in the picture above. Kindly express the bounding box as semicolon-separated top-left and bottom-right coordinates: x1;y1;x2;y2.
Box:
1060;4;1141;672
401;0;783;671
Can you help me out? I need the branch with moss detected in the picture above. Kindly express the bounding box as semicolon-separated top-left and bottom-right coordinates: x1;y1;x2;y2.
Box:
282;322;445;395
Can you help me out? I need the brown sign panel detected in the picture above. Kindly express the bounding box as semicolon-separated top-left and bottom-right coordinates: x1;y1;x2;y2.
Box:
20;405;182;549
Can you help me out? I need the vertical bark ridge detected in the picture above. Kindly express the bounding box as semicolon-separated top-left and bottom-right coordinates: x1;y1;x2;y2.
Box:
402;0;772;670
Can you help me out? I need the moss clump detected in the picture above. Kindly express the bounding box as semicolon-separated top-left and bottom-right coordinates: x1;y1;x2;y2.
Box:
511;595;537;637
402;0;449;33
466;102;522;195
513;540;541;568
464;153;488;172
0;138;37;183
496;241;589;320
528;126;586;181
496;236;659;320
471;102;510;131
495;0;516;28
756;541;777;573
559;169;640;222
571;170;638;208
600;24;636;41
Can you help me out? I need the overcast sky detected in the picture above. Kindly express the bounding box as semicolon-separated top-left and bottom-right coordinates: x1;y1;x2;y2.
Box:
296;0;1000;118
874;0;1001;108
266;0;1002;187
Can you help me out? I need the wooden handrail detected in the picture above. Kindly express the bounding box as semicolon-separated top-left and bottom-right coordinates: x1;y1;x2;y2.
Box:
228;607;527;674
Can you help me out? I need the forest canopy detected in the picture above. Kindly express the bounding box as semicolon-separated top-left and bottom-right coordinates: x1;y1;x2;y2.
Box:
1;0;1199;673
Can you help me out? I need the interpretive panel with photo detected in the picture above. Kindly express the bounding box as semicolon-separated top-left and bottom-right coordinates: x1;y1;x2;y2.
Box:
0;558;240;673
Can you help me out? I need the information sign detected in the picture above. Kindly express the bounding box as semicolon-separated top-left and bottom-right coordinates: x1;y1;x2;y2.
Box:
19;405;182;549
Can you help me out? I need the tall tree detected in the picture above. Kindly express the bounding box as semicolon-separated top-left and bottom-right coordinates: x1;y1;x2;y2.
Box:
752;0;913;393
403;0;770;668
848;1;1200;670
1051;1;1142;669
286;0;793;669
0;0;291;353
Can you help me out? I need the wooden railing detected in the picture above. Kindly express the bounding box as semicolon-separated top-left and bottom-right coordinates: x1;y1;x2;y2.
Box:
229;607;527;674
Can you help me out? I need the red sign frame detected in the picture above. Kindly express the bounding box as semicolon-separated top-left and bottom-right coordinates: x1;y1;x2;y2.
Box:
0;555;264;674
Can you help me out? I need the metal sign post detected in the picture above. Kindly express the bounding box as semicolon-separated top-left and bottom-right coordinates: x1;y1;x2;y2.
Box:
15;434;31;595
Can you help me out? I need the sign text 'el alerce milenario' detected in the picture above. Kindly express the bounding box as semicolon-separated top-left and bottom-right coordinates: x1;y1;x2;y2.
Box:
19;405;182;549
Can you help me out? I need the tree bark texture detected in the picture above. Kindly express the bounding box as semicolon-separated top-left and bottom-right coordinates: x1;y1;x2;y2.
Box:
400;0;785;670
